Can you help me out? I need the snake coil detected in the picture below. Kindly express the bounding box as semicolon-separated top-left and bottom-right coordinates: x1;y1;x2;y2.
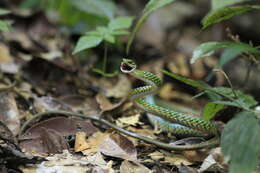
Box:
121;58;220;150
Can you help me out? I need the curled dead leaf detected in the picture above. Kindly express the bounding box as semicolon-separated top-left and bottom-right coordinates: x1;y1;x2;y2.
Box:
99;132;137;162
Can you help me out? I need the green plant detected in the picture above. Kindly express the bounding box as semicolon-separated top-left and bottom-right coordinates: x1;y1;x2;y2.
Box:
20;0;116;33
73;16;133;77
125;0;260;173
0;8;11;32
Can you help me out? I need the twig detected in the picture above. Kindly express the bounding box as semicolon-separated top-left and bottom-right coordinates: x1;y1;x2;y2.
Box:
19;110;219;151
213;69;238;99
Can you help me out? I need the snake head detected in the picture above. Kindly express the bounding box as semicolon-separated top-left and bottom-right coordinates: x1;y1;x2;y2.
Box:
120;58;137;73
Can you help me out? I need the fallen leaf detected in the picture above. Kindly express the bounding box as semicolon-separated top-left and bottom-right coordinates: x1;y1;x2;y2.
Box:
81;132;110;155
0;92;20;135
59;95;101;115
99;132;137;161
177;164;197;173
20;151;114;173
20;116;97;140
149;151;193;166
198;148;227;173
116;114;141;127
74;132;89;152
33;96;72;112
0;43;13;62
120;160;151;173
20;127;70;155
96;93;116;111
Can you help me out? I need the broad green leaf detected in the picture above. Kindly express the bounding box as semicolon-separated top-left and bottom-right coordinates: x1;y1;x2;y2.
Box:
203;102;225;120
0;20;10;32
108;17;133;30
211;87;258;109
219;47;244;67
19;0;39;9
143;0;175;15
104;34;115;43
221;112;260;173
212;0;254;10
70;0;116;19
163;71;257;110
191;41;260;64
73;35;103;54
111;30;129;36
0;8;10;15
126;0;176;54
202;5;260;29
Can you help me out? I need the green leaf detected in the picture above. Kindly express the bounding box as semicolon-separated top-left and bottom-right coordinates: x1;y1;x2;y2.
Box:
104;34;115;43
108;17;133;30
203;102;225;120
0;20;10;32
143;0;175;15
219;47;245;67
111;30;129;36
221;112;260;173
212;0;254;10
0;8;10;15
211;87;258;109
70;0;116;19
191;41;260;64
126;0;176;54
163;70;257;110
73;35;103;54
202;5;260;29
162;70;211;90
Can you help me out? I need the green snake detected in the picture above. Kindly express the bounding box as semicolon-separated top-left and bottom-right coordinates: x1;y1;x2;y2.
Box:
121;58;220;150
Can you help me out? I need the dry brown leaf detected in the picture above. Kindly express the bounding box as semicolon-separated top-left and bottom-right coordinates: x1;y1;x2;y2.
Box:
182;149;209;162
20;117;98;140
81;132;110;155
199;148;227;173
0;43;13;63
96;93;116;111
116;114;141;127
91;75;131;99
33;96;72;112
74;132;89;152
149;151;193;166
0;92;20;135
59;95;100;115
99;132;137;161
120;160;151;173
20;150;114;173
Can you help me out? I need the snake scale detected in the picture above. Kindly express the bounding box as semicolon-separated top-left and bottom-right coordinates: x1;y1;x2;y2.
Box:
121;58;220;150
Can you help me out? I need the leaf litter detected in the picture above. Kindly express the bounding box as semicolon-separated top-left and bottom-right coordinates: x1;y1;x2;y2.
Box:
0;1;244;172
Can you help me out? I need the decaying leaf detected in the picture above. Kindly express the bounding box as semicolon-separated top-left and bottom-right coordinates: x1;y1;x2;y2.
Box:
20;117;98;140
120;160;151;173
33;96;72;112
0;92;20;135
20;150;114;173
20;117;98;155
149;151;193;166
74;132;89;152
199;148;227;173
116;114;141;127
81;132;110;155
99;132;137;161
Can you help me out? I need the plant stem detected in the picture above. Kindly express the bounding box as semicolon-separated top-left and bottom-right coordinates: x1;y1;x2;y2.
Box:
102;42;108;74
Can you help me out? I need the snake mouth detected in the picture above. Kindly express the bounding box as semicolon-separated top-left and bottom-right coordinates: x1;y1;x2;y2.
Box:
120;62;136;73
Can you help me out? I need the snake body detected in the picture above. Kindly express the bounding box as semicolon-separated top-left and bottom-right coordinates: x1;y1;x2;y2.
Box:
121;59;220;149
